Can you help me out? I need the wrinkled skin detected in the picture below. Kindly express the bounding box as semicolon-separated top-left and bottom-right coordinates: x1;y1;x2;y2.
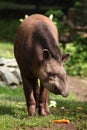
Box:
14;14;70;116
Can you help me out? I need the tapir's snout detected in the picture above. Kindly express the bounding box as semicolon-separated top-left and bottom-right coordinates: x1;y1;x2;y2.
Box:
61;88;69;97
62;80;70;97
46;82;69;97
53;86;69;97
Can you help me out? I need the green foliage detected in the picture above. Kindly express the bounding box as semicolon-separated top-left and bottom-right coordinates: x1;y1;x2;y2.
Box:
45;9;69;34
75;1;82;7
75;0;87;25
0;19;19;41
46;9;64;18
63;36;87;77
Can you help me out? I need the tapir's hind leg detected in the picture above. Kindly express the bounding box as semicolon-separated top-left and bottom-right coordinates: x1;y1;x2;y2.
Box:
22;75;37;116
39;85;50;116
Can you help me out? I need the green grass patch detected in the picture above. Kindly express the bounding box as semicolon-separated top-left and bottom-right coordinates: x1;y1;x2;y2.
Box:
0;42;14;58
0;86;87;130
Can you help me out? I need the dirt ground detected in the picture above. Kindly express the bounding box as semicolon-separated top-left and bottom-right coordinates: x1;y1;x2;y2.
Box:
68;76;87;102
27;76;87;130
26;123;77;130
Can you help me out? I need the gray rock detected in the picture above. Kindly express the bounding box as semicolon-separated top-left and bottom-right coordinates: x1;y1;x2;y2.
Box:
0;66;19;86
0;58;17;67
8;67;15;72
0;58;6;66
0;58;22;87
13;68;22;84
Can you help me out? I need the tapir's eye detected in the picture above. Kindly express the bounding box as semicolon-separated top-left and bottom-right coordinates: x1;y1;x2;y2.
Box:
48;72;56;78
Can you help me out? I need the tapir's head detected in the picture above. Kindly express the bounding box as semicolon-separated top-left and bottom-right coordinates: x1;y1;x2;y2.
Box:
37;49;70;97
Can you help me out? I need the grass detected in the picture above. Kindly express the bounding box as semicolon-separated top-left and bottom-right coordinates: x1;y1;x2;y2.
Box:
0;86;87;130
0;42;14;58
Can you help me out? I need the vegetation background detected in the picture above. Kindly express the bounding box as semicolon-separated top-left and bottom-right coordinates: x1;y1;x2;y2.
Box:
0;0;87;130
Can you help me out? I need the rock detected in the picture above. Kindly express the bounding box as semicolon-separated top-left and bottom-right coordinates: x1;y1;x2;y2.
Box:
0;58;17;67
0;65;19;86
13;68;22;83
0;58;22;88
0;58;22;87
8;67;16;72
0;58;6;66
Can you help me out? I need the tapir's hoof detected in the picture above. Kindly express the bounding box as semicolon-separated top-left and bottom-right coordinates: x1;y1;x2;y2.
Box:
39;108;51;116
28;105;36;116
45;107;51;115
39;109;48;116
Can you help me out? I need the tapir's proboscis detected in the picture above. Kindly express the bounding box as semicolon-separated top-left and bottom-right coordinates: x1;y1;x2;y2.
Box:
14;14;70;116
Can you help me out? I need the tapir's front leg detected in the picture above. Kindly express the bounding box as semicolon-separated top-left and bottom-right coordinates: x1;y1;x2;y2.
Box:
39;85;50;116
33;79;40;110
22;76;36;116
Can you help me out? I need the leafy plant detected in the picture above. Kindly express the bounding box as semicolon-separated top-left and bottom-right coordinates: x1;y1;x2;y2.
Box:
0;19;19;41
62;36;87;77
45;9;69;34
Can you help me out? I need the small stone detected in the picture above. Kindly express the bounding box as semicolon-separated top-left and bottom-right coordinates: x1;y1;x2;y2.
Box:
60;107;65;110
49;100;57;108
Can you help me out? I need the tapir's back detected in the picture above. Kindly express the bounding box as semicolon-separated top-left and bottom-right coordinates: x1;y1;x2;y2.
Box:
14;14;60;71
18;14;58;40
15;14;58;48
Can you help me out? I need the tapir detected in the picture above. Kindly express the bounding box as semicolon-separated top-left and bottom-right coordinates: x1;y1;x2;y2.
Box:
14;14;70;116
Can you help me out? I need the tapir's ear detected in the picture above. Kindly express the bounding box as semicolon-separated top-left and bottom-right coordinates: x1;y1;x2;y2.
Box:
42;49;51;60
62;53;70;63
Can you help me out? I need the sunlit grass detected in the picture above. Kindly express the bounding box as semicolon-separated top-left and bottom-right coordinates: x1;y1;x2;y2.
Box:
0;42;14;58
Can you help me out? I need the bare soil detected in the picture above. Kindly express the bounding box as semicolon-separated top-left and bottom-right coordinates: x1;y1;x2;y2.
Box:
68;76;87;102
26;123;77;130
26;76;87;130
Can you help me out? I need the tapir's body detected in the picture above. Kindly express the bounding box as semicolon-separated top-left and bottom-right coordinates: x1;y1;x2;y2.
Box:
14;14;70;116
